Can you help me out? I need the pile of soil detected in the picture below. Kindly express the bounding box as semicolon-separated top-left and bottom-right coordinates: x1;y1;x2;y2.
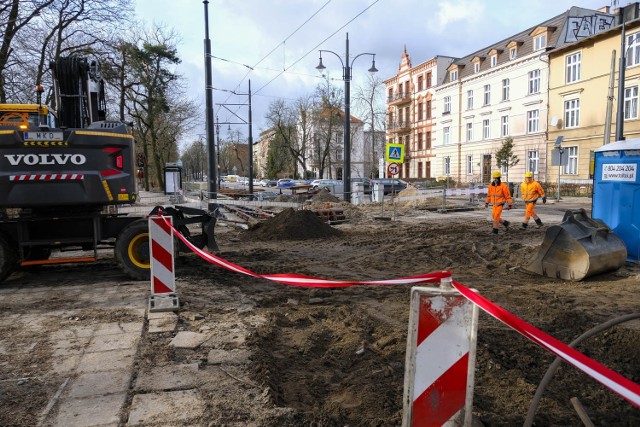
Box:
250;208;343;241
311;189;340;203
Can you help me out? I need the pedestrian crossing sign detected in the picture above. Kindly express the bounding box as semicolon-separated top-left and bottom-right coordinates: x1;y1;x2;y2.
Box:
385;143;405;163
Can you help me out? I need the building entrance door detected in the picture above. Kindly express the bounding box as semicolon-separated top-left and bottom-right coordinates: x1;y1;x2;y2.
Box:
482;155;492;183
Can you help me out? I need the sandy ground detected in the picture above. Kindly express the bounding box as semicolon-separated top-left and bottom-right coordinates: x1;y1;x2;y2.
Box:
1;194;639;426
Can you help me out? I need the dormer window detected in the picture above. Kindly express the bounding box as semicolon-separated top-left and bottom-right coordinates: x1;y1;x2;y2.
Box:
450;70;458;81
471;56;484;74
507;40;523;60
486;49;501;68
530;26;554;52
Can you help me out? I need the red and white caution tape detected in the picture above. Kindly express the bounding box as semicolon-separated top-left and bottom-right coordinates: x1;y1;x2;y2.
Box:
451;281;640;408
164;219;640;408
167;220;449;287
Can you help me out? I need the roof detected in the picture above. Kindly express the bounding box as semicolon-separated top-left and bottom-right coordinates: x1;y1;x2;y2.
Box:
594;138;640;151
445;6;612;81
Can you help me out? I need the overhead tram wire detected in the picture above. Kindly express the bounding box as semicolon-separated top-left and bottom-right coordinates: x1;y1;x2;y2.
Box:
253;0;381;95
214;0;333;121
215;0;381;128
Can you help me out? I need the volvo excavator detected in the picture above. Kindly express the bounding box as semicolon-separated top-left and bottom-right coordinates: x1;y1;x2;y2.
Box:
0;56;217;282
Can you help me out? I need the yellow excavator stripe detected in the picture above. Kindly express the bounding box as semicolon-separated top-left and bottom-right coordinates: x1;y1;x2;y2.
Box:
75;130;133;139
102;179;114;201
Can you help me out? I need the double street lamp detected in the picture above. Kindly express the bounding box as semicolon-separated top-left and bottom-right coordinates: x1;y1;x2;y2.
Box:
316;33;377;202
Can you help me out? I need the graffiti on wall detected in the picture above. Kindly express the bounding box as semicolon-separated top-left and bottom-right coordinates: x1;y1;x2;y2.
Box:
566;14;615;43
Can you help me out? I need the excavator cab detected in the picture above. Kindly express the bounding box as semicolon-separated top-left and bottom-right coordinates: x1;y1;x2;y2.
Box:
524;209;627;281
0;104;53;130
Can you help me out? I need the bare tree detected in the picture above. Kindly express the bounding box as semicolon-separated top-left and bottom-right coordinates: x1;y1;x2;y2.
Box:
311;77;344;178
353;73;386;178
0;0;55;102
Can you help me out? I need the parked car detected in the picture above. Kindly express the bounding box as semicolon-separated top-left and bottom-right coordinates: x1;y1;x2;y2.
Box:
259;179;271;187
311;179;342;190
277;178;298;188
371;178;407;194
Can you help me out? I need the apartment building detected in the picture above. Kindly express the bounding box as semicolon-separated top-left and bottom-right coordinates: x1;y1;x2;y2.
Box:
547;5;640;184
305;106;366;180
384;50;455;179
384;6;617;184
432;6;615;184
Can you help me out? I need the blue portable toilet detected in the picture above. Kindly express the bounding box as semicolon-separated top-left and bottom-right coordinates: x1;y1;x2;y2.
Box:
593;139;640;261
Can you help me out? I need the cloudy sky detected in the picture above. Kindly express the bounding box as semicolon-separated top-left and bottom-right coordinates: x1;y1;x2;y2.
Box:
134;0;613;147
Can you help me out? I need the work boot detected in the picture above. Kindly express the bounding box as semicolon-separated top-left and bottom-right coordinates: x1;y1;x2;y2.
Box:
521;222;528;229
535;218;543;228
503;220;510;228
492;228;499;234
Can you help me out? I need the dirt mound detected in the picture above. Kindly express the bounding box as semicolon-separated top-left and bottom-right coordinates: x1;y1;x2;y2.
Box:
311;189;340;203
250;208;343;241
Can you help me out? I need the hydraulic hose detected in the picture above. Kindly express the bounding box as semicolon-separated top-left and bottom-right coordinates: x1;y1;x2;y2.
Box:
524;312;640;427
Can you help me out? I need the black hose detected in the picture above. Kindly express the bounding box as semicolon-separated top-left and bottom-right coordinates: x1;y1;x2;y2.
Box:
524;312;640;427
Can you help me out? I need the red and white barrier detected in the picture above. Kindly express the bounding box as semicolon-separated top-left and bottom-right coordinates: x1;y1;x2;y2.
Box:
162;218;640;409
402;279;479;427
148;215;178;312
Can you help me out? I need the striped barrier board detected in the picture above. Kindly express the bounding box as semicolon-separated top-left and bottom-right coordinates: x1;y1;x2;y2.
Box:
148;215;178;312
402;280;479;427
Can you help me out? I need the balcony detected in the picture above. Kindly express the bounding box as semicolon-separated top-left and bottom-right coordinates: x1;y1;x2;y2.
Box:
387;121;412;133
387;91;411;105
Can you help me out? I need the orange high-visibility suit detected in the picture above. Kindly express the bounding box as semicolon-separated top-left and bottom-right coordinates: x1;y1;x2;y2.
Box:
486;182;513;232
520;179;545;226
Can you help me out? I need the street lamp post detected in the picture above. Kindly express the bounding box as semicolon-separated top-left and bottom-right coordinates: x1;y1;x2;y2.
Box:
316;33;377;202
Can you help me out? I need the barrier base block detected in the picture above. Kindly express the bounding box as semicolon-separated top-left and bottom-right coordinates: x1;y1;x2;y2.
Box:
149;294;180;313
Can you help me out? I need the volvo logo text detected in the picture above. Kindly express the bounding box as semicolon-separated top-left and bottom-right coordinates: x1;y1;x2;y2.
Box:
4;154;87;166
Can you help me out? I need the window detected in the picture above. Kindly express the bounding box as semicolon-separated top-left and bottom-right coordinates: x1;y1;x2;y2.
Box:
564;98;580;128
482;119;490;139
426;100;432;119
509;47;517;59
418;102;423;121
388;88;393;101
527;150;539;174
491;55;497;67
534;33;546;51
467;90;474;109
624;86;639;120
443;127;450;145
418;75;424;91
418;162;423;178
466;122;473;141
426;72;432;88
563;146;578;175
466;155;473;175
527;109;540;133
627;33;640;67
444;96;451;114
501;115;509;137
450;70;458;81
483;84;491;105
565;52;581;83
418;132;423;150
528;69;541;94
426;131;432;149
502;79;510;101
444;156;451;175
474;62;480;73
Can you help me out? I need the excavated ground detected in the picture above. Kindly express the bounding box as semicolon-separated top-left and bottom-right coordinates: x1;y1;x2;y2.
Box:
1;195;639;426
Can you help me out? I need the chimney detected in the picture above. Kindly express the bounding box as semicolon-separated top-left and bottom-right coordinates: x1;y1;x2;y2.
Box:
598;6;610;14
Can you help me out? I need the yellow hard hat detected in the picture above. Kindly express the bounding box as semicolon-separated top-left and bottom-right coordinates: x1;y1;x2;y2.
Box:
525;171;533;178
492;170;501;178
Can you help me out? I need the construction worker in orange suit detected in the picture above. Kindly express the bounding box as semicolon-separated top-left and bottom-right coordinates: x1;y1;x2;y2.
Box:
520;171;546;228
485;170;513;234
